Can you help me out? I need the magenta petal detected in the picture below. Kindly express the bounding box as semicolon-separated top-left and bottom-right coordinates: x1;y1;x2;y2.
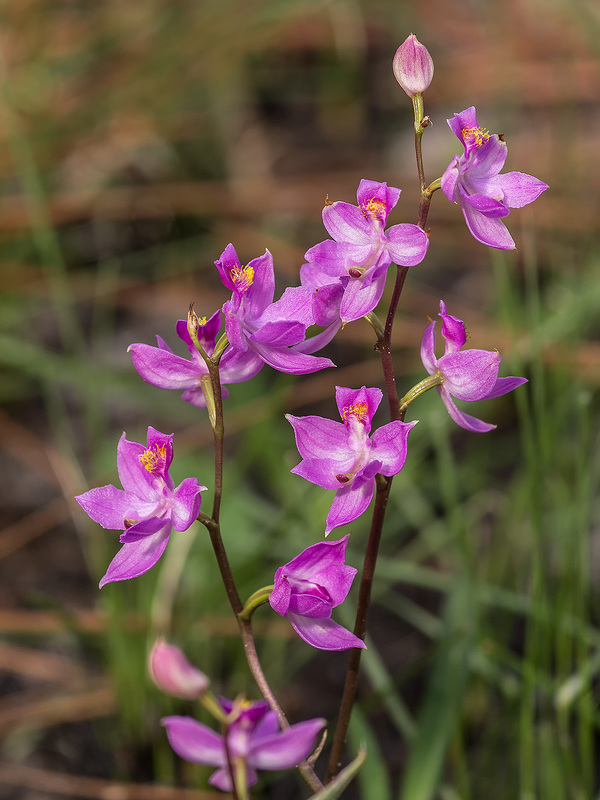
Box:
482;375;528;399
496;171;549;208
75;485;133;530
250;341;334;375
460;202;516;250
439;388;496;433
116;434;154;496
463;192;511;218
129;344;204;389
249;718;327;770
286;414;348;461
420;320;438;376
288;593;332;618
310;563;358;607
291;458;352;489
339;272;387;322
289;613;366;651
279;536;351;582
335;386;382;428
120;516;170;542
322;202;371;244
269;573;292;616
250;320;307;347
439;302;467;352
439;349;501;401
385;223;429;266
171;478;205;531
325;478;375;534
370;420;417;475
441;157;460;202
162;716;225;767
447;106;478;143
99;525;171;587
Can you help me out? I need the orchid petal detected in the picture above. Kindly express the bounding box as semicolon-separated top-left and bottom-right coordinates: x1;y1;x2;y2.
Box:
289;613;366;650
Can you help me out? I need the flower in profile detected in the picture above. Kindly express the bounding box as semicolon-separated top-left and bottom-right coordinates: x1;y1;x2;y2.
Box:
149;639;209;699
128;310;264;408
301;179;429;323
163;697;326;793
393;33;434;97
441;106;548;249
421;301;527;432
270;535;365;651
286;386;416;534
75;427;205;587
215;244;335;375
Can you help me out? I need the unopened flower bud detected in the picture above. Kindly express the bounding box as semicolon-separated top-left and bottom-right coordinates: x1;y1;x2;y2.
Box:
149;639;209;699
393;34;434;97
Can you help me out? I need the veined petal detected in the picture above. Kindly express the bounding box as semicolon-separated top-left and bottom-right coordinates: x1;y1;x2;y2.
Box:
219;348;264;384
244;249;276;318
467;134;508;179
99;525;171;587
289;613;366;650
288;592;332;619
441;156;460;202
277;536;352;582
420;320;439;376
291;457;355;490
495;171;549;209
481;375;528;399
339;271;387;322
322;201;371;244
249;718;327;770
250;319;307;347
129;343;204;390
310;562;358;607
370;420;417;476
116;434;154;497
439;387;496;433
460;202;516;250
463;192;511;218
259;285;316;327
162;716;226;767
385;223;429;266
250;341;335;375
171;478;206;531
325;476;376;534
439;349;501;401
286;414;349;461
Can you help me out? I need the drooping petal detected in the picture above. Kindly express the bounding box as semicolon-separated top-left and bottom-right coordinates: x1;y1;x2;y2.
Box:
289;613;366;650
219;347;264;384
462;192;511;218
438;387;496;433
339;271;388;322
75;485;135;530
249;718;327;770
325;475;377;534
250;319;307;348
250;341;335;375
119;516;172;542
288;591;332;619
171;478;206;531
99;524;171;587
459;201;516;250
162;716;226;767
291;457;354;489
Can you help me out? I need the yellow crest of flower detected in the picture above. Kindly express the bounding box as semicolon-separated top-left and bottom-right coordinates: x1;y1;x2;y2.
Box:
229;264;255;293
342;402;369;423
139;444;167;473
461;126;490;148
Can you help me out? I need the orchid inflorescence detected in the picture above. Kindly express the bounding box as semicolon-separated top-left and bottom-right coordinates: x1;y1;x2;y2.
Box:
75;33;547;799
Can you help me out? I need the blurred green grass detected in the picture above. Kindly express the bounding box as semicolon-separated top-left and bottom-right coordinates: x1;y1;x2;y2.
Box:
0;0;599;798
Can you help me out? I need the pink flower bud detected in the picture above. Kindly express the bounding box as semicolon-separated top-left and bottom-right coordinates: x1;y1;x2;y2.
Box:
393;34;434;97
149;639;209;699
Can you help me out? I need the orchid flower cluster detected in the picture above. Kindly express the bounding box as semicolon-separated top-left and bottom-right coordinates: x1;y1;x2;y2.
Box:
76;34;547;799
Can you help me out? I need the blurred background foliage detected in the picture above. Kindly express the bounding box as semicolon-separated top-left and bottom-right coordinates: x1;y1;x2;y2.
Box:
0;0;599;798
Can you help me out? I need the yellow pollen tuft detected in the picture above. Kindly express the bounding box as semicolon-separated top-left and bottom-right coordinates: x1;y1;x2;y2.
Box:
198;315;208;326
461;126;490;147
361;197;386;220
138;444;167;473
342;402;369;423
229;264;255;292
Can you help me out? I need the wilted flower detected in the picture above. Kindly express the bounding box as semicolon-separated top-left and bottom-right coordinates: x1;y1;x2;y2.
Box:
270;535;365;651
163;697;326;792
75;427;205;587
441;106;548;249
128;310;263;408
149;639;209;699
421;301;527;432
215;244;335;374
286;386;416;533
393;34;434;97
301;179;429;323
